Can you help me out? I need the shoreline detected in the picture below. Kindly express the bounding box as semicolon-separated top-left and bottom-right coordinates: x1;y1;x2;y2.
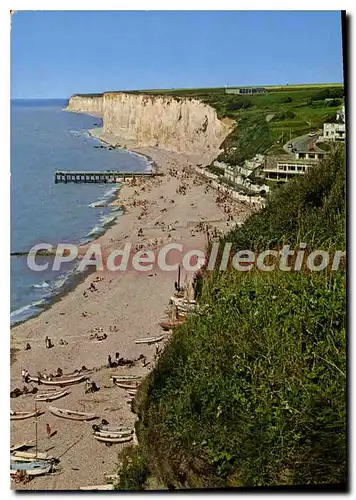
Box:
10;126;154;329
11;126;254;490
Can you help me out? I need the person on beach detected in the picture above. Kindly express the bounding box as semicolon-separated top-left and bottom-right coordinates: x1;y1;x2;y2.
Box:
107;355;113;368
45;336;53;349
21;369;29;382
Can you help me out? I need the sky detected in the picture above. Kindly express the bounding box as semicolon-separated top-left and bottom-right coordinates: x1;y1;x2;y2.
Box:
11;10;344;98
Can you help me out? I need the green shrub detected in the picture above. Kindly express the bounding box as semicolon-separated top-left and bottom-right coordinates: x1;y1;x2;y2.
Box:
280;96;293;103
116;446;150;490
327;99;342;107
273;110;296;120
226;97;253;111
312;88;344;101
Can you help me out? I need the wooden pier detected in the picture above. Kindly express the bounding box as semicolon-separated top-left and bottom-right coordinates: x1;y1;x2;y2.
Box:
54;170;163;184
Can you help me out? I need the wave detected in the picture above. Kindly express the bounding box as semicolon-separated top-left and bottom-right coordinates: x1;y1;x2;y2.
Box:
89;186;119;208
85;214;117;238
33;280;50;289
10;299;47;325
11;263;88;326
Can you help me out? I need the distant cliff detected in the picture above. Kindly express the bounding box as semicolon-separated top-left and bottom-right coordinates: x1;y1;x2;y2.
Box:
65;92;233;154
65;94;103;117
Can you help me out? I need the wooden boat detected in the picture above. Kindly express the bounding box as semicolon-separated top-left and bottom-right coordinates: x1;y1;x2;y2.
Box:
10;409;43;421
48;405;98;421
134;335;165;344
35;389;69;402
94;433;133;444
159;320;184;331
97;426;133;436
12;450;51;461
110;374;141;381
114;381;139;390
94;430;133;439
10;441;33;453
10;460;52;476
28;373;89;386
80;484;114;490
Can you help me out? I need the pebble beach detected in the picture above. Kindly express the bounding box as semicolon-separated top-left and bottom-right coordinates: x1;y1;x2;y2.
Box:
10;141;253;490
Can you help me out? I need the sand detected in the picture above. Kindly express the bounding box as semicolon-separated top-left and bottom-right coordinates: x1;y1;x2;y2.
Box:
10;143;253;490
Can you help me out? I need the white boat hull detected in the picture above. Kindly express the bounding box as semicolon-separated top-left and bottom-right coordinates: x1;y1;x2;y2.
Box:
94;434;133;444
29;374;88;386
11;410;42;421
48;405;98;421
134;335;164;344
35;389;69;402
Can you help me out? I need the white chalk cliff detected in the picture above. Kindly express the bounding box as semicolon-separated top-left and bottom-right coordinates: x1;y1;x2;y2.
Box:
65;92;233;155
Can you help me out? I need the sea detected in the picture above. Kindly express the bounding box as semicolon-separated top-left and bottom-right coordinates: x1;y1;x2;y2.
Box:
11;99;149;326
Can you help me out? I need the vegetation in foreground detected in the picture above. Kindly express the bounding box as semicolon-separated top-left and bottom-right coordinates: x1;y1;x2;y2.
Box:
115;145;346;490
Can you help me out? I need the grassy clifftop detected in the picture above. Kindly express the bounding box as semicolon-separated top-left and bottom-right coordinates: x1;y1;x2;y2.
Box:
116;144;346;490
131;84;344;164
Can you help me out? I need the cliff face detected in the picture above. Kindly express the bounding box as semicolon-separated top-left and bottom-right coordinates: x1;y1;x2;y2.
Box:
65;94;103;117
66;92;233;154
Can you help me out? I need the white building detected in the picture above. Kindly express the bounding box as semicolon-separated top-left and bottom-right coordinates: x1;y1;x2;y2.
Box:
224;164;269;193
322;104;346;142
323;122;346;142
263;160;317;182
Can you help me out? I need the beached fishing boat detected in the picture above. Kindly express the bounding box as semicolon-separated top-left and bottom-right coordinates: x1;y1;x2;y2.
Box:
93;433;133;444
114;380;139;390
28;373;89;386
110;374;141;381
94;429;133;439
10;460;52;476
159;320;184;331
10;409;43;421
94;425;133;435
35;389;69;402
134;335;165;344
79;484;114;490
10;441;33;453
11;450;51;461
48;405;98;421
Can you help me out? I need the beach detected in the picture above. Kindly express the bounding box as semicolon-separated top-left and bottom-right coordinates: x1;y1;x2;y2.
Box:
10;141;253;490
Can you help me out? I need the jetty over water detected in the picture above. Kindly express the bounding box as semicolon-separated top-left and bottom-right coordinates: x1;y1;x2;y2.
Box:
54;170;163;184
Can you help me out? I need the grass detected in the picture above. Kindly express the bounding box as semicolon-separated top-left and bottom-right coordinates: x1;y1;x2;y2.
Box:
115;144;346;490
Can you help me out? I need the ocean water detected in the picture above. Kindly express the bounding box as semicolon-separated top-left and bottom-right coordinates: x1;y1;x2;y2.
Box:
11;99;149;325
